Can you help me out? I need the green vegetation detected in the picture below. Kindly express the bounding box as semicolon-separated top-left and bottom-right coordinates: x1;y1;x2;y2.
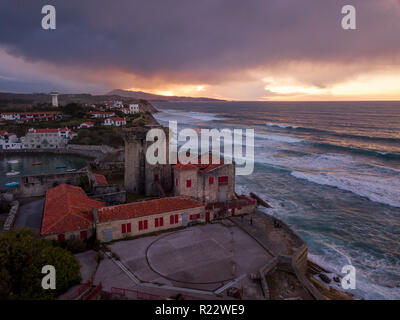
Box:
71;127;124;148
60;102;88;118
0;229;81;300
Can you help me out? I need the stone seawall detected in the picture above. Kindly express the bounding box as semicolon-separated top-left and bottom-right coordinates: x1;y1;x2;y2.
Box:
0;147;99;159
229;211;325;300
18;171;89;198
2;201;19;231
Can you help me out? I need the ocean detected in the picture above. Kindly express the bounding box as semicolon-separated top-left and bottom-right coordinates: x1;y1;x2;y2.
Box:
152;100;400;300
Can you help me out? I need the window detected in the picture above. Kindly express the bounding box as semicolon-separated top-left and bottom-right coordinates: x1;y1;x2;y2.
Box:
170;214;179;225
186;179;192;188
209;177;214;185
122;223;131;233
155;217;164;228
218;176;228;185
139;220;148;231
154;174;159;182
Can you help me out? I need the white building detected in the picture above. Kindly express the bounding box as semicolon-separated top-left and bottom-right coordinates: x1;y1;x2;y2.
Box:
50;92;59;107
0;131;22;150
113;101;123;108
21;128;77;149
128;104;140;114
78;121;95;129
88;111;115;118
103;117;126;127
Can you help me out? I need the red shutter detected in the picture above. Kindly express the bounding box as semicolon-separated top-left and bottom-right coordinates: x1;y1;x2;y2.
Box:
209;177;214;185
175;214;179;224
58;234;65;242
144;220;148;229
139;221;143;230
80;230;87;240
218;176;228;185
155;218;159;228
170;215;174;224
154;174;159;182
186;179;191;187
160;217;164;226
127;223;131;233
176;178;178;186
121;224;126;234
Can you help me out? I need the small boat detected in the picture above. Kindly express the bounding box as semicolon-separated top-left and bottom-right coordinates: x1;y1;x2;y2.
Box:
5;182;20;188
66;169;76;172
7;160;19;164
56;165;67;169
6;170;20;176
32;162;43;166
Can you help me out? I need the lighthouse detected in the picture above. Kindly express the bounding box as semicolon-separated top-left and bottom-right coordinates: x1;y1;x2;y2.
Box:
50;92;59;107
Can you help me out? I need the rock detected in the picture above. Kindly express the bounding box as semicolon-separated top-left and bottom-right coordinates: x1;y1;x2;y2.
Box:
318;273;332;284
333;276;340;283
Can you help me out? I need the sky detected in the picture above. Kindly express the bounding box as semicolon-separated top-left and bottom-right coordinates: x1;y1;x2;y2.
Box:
0;0;400;101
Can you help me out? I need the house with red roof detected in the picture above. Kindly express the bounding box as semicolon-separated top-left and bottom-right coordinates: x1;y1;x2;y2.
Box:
22;127;77;149
172;154;256;220
40;184;105;241
103;117;126;127
88;111;115;118
0;130;21;150
40;184;205;242
95;196;204;242
1;112;59;122
93;173;108;186
78;121;95;129
173;154;235;204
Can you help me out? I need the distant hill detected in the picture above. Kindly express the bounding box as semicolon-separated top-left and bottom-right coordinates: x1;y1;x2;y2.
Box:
0;92;158;113
107;89;225;102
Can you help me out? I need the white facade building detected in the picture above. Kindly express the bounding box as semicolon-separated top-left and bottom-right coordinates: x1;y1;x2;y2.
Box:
21;128;77;149
0;131;22;150
103;117;126;127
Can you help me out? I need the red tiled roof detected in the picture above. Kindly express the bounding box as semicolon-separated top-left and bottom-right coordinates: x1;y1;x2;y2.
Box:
98;197;204;223
0;130;16;136
107;117;125;121
40;184;105;236
28;127;70;133
93;173;108;186
173;154;225;173
89;111;114;114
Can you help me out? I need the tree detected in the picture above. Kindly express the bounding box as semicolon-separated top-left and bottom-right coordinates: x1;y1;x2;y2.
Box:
60;102;87;118
0;229;81;300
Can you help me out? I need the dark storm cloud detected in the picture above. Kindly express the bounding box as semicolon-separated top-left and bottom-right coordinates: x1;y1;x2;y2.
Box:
0;0;399;88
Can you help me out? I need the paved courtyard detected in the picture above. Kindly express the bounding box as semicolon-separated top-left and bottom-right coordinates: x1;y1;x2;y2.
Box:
15;198;44;234
104;221;272;293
